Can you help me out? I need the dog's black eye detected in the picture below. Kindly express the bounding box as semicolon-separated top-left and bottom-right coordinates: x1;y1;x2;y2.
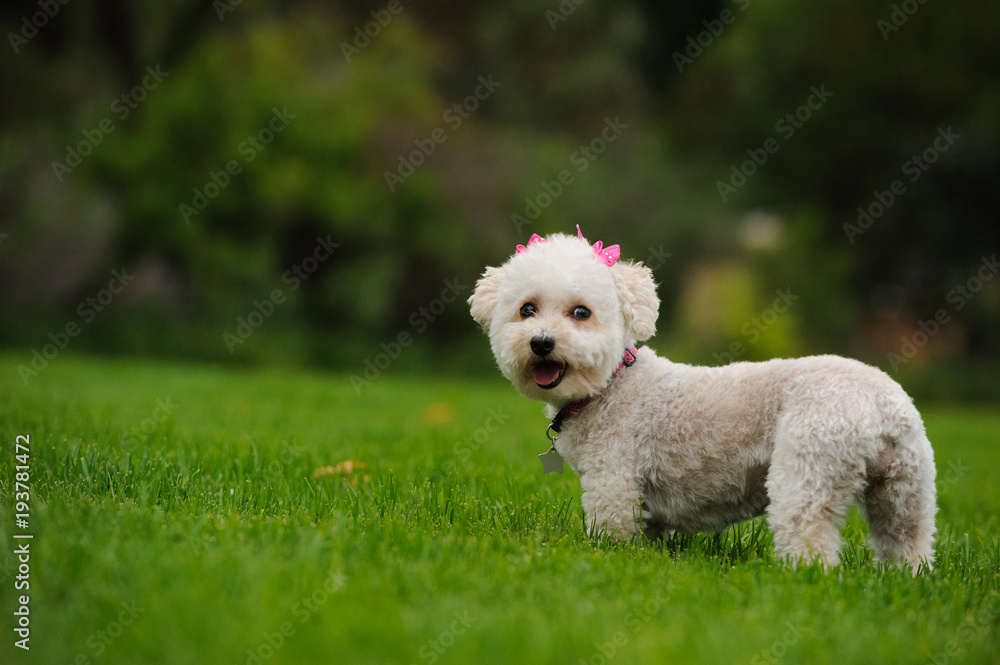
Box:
571;306;591;321
519;303;537;318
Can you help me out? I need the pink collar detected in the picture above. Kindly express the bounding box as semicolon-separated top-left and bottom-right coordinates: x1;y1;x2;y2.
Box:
548;346;638;436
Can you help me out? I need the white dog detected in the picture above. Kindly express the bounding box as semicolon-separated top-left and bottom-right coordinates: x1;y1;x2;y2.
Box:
469;229;937;571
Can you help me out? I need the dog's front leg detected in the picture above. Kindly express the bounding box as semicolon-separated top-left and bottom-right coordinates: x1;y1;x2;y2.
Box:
579;472;643;540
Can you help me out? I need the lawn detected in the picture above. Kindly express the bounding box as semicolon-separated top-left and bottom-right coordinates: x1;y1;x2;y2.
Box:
1;352;998;665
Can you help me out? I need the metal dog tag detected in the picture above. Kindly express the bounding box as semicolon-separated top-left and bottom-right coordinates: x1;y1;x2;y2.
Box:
540;422;565;474
539;446;565;474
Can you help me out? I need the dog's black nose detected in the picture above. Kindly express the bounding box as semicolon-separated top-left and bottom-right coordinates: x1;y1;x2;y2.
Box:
530;335;555;357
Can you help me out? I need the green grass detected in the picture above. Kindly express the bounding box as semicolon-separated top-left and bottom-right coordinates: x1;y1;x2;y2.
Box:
1;352;998;665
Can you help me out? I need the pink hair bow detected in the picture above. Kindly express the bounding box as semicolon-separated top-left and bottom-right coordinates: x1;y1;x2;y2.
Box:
516;234;546;253
577;225;620;266
513;227;620;267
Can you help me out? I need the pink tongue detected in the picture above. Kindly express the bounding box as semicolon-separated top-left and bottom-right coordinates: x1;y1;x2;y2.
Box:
532;363;563;386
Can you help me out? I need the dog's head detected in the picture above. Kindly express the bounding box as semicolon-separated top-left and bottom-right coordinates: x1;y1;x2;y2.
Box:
468;230;659;406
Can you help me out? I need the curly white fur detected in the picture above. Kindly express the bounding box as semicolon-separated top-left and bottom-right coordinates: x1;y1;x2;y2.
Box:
469;232;937;571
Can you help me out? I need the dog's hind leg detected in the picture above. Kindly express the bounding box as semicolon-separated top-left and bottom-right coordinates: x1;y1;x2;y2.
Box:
765;421;867;568
857;431;937;573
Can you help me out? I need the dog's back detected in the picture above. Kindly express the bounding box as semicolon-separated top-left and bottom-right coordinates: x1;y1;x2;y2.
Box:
556;349;936;569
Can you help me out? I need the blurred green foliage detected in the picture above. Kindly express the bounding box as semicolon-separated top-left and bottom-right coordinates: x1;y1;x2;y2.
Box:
0;0;997;376
90;11;466;366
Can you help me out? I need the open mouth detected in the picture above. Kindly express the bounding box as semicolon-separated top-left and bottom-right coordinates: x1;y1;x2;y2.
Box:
532;361;566;389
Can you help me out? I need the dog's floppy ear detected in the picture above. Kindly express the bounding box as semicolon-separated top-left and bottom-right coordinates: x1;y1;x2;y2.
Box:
612;261;659;342
468;266;505;329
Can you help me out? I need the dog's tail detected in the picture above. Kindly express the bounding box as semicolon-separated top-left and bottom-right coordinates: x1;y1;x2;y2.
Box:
859;390;937;572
